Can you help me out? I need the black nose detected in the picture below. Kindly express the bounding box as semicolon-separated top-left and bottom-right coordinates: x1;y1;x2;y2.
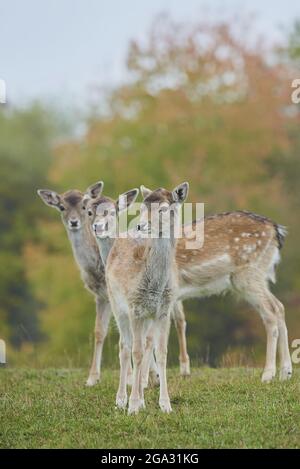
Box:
137;224;141;231
71;220;78;227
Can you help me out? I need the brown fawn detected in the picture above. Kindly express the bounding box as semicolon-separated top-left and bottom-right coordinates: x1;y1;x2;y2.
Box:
88;183;189;413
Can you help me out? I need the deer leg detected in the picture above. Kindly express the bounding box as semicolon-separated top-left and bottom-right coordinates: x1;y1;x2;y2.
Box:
173;301;190;376
128;317;144;414
269;294;292;381
155;315;172;413
233;272;279;383
148;351;160;387
86;297;111;386
260;308;279;383
115;314;132;409
141;321;156;390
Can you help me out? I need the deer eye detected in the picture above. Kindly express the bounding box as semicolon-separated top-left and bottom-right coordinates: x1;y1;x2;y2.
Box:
59;205;65;212
88;210;93;216
82;205;86;210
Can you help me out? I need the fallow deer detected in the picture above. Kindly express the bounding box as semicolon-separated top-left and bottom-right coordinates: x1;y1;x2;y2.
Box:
87;189;190;414
37;182;111;386
89;183;189;414
140;185;292;384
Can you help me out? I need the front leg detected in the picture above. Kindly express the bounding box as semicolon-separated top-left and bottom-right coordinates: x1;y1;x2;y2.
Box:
128;317;145;414
86;297;111;386
115;314;132;409
141;321;156;390
155;315;172;413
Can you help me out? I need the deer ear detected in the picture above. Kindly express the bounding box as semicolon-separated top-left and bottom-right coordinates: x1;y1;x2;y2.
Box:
86;181;104;199
82;194;91;210
140;185;152;199
37;189;61;209
117;188;139;213
172;182;189;204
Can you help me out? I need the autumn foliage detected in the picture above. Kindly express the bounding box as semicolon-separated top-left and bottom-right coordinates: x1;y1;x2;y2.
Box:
2;15;300;367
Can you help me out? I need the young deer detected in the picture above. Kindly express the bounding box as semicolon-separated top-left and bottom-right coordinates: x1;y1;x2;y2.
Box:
99;183;189;414
140;185;292;383
37;182;111;386
87;187;191;411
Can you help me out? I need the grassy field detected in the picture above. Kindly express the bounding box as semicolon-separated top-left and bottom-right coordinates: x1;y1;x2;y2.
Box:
0;367;299;449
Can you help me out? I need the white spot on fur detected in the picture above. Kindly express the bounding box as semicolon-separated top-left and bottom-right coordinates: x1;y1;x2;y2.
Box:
243;244;256;254
262;231;266;237
234;237;240;242
257;240;262;246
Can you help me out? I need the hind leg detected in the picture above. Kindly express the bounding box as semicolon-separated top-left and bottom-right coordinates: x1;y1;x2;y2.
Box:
173;301;190;376
233;272;279;382
270;295;292;380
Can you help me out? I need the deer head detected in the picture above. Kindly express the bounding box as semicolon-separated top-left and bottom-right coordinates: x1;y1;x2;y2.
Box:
138;183;189;238
37;181;104;232
87;188;139;238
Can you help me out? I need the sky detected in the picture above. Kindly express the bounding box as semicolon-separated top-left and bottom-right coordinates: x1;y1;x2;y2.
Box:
1;0;300;107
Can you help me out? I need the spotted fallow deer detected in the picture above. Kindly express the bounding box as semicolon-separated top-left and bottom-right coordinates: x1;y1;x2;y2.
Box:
37;182;111;386
96;183;189;414
139;185;292;384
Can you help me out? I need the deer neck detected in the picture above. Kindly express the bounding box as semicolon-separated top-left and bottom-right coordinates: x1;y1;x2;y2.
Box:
95;237;115;265
67;223;101;272
145;236;176;292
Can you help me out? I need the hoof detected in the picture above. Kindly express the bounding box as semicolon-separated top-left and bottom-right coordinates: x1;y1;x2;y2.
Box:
86;374;100;386
116;394;128;409
128;399;144;415
180;359;191;377
279;367;292;381
159;399;172;413
261;369;275;383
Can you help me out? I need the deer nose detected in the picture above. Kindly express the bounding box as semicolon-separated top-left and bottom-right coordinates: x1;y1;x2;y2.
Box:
70;220;79;228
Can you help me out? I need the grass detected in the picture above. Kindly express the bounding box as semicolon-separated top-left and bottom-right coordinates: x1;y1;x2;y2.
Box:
0;367;299;449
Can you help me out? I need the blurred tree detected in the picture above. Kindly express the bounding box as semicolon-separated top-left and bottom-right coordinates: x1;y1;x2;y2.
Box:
40;16;298;366
0;104;54;347
11;15;300;367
